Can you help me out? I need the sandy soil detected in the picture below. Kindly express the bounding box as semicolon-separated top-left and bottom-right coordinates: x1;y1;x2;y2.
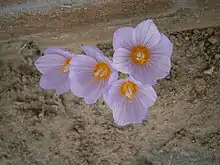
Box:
0;0;91;17
0;0;220;165
0;0;24;5
0;0;219;41
0;25;220;164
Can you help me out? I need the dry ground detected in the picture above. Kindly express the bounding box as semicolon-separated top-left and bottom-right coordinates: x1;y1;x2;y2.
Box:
0;0;220;165
0;0;24;5
0;26;219;165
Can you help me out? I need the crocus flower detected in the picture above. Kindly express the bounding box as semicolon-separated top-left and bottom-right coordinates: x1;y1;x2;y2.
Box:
69;45;118;104
34;47;74;94
103;77;157;126
113;19;173;85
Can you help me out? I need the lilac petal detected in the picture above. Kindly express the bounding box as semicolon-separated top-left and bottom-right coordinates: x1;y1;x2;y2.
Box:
80;45;110;63
104;78;157;125
69;55;97;73
104;80;122;108
70;55;115;103
113;98;148;126
69;57;95;97
80;45;113;70
138;86;157;108
104;79;149;126
134;19;161;48
148;56;171;79
70;71;94;97
113;27;135;51
103;72;118;106
44;69;69;87
80;45;104;57
130;56;171;85
85;94;101;104
103;84;112;106
39;69;70;94
44;47;74;58
151;33;173;57
40;75;57;89
69;55;105;100
129;76;157;86
130;65;157;85
84;81;105;104
71;74;105;104
113;48;134;74
34;54;65;74
108;71;118;84
56;79;70;94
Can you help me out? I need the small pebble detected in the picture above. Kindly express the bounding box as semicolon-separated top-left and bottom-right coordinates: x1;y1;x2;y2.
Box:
194;78;206;92
215;54;220;60
185;36;189;40
165;74;172;80
208;36;219;44
61;4;72;8
193;29;200;34
198;41;205;49
27;57;33;66
206;28;214;35
203;66;215;75
105;51;112;57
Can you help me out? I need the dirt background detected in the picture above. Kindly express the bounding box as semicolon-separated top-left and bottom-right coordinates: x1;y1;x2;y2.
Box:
0;0;220;165
0;0;24;5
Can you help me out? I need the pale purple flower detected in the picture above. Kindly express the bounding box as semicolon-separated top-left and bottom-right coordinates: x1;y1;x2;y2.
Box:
69;45;118;104
103;77;157;126
34;47;74;94
113;19;173;85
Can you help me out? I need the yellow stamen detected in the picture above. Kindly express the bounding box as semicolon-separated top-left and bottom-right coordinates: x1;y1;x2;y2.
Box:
131;45;151;65
59;58;72;72
120;81;137;103
93;62;110;81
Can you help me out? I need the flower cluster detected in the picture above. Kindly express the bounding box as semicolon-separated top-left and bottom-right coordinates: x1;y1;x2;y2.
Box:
34;19;173;126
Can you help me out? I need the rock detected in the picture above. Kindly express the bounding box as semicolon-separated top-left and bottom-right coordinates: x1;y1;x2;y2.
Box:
61;4;72;9
194;78;206;92
184;36;189;40
198;41;205;50
203;66;215;75
109;48;113;54
165;74;171;80
170;35;176;42
193;29;200;34
206;28;214;35
208;36;219;44
105;50;112;57
215;54;220;60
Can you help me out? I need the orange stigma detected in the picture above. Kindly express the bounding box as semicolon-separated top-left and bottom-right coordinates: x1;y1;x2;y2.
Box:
93;62;111;80
59;58;72;72
131;45;151;65
120;81;137;103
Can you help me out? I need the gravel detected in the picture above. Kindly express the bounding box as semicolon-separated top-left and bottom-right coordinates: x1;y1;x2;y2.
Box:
0;0;91;16
0;23;220;164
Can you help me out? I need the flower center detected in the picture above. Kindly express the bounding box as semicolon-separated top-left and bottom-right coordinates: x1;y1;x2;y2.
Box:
93;62;111;80
131;45;151;65
59;58;72;72
120;81;137;103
